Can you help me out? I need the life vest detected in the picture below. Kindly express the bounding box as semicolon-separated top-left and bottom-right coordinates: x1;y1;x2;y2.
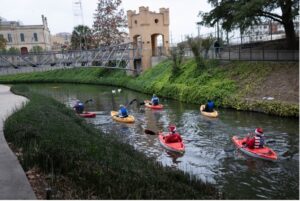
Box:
152;97;159;105
207;101;215;110
74;102;84;113
165;133;182;143
119;107;128;117
254;136;264;148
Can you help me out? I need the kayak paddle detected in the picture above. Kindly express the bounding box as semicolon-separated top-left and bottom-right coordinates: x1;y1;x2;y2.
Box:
144;129;158;135
84;99;93;104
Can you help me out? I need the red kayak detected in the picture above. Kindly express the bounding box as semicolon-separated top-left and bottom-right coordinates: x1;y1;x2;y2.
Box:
158;132;185;153
144;100;163;109
79;112;96;118
232;136;277;161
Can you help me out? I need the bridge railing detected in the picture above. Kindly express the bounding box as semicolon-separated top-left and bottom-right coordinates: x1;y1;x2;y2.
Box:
0;42;142;70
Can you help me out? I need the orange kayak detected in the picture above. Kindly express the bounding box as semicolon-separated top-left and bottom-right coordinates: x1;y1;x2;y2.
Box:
144;100;163;109
158;132;185;153
232;136;277;161
200;105;218;118
111;111;135;123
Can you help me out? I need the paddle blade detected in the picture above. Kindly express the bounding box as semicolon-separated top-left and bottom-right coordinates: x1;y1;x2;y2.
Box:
128;99;137;105
85;99;93;104
144;129;157;135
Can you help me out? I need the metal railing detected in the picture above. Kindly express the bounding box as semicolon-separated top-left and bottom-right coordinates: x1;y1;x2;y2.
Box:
0;42;142;70
178;47;299;61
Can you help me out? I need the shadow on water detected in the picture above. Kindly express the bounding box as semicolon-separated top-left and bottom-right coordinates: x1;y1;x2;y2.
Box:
28;83;299;199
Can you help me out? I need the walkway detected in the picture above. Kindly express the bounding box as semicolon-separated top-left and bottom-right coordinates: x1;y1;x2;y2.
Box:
0;84;36;199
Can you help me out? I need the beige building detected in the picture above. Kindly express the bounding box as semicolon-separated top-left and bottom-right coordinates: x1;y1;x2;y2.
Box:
51;32;71;51
0;15;51;54
127;6;170;71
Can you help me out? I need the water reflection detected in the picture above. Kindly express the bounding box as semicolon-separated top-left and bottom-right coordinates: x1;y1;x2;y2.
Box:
28;83;299;199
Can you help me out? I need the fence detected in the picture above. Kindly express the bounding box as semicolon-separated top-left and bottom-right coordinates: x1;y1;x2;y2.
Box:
157;46;299;62
216;47;299;61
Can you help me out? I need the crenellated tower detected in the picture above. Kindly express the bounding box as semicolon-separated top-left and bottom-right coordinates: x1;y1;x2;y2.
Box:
127;7;170;72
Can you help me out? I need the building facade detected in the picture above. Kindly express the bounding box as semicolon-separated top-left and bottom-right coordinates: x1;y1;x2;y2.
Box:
0;15;51;54
246;17;299;42
51;32;71;51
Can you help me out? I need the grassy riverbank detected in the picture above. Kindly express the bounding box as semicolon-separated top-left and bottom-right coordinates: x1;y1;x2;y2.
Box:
0;59;298;117
4;85;218;199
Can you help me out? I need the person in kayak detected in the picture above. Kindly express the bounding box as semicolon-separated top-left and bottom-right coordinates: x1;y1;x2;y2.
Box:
204;100;215;112
151;94;159;106
73;100;84;114
244;128;265;149
118;104;128;118
164;125;183;143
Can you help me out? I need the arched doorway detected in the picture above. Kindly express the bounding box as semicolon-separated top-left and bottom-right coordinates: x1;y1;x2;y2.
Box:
151;34;164;56
20;47;28;55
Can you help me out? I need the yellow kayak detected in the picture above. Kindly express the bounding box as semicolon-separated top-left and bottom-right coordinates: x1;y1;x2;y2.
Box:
111;111;135;123
200;105;219;118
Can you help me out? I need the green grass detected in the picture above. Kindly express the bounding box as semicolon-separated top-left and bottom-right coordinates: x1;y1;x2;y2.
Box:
4;85;219;199
0;59;298;117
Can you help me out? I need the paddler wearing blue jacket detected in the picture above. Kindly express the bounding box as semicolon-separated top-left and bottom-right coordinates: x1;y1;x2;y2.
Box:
151;94;159;106
118;104;128;118
73;100;84;114
204;100;215;112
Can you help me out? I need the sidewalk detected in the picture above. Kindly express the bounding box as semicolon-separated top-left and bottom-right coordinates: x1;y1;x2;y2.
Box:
0;84;36;199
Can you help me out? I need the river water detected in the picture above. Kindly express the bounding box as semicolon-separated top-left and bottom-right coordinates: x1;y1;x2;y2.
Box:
27;83;299;199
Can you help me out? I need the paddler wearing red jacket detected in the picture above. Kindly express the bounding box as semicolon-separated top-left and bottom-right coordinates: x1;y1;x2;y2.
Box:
164;125;182;143
245;128;265;149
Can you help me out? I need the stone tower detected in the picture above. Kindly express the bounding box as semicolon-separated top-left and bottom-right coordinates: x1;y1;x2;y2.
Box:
127;7;169;72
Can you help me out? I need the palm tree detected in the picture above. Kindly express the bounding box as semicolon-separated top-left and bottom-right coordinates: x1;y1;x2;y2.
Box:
71;25;93;50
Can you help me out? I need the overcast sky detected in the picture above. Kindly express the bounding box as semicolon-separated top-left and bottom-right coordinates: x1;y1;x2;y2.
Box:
0;0;215;43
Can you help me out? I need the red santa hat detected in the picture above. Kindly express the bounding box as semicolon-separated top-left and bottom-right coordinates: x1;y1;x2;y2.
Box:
255;128;264;135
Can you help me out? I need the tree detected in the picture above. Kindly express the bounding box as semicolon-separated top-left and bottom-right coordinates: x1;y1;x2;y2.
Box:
201;36;215;58
30;46;43;53
200;0;299;49
7;47;20;54
0;34;6;50
93;0;127;46
71;25;93;50
169;44;185;77
186;37;205;70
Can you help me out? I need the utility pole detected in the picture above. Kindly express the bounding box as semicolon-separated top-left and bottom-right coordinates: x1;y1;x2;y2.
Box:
269;20;273;41
73;0;86;50
216;0;220;41
196;22;201;38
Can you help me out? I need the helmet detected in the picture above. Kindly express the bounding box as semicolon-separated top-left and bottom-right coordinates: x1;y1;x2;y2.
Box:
255;128;263;135
120;104;124;107
153;94;156;97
